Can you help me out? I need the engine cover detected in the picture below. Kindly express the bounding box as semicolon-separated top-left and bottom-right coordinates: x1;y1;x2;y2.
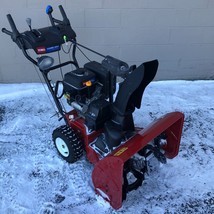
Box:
63;68;96;91
84;61;116;99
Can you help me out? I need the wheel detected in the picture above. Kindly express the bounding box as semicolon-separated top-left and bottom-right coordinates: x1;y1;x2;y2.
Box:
52;125;83;163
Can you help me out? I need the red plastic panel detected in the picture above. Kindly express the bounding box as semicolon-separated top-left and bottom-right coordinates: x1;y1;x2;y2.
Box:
92;112;184;209
92;156;124;209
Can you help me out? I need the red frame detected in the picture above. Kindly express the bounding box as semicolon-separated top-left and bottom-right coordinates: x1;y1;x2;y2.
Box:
65;110;184;209
65;110;101;164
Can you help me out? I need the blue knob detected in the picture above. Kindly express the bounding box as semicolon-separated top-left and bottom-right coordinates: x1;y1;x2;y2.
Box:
46;5;53;14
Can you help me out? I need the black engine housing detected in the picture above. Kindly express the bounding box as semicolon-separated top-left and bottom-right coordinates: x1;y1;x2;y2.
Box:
63;68;97;104
63;62;115;130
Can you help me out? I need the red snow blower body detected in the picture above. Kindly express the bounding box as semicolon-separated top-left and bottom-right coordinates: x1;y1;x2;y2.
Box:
2;5;184;209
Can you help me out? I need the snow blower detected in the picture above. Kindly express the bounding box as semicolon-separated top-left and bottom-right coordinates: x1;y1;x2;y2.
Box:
2;5;184;209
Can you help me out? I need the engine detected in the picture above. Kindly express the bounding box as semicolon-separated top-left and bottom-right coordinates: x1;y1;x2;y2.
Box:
63;61;115;131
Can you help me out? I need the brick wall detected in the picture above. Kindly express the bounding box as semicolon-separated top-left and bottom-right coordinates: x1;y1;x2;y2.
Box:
0;0;214;82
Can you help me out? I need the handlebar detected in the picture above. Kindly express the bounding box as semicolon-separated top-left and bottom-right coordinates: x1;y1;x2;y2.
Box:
2;4;77;61
2;14;20;42
6;14;20;38
2;5;69;39
59;5;69;25
46;5;70;26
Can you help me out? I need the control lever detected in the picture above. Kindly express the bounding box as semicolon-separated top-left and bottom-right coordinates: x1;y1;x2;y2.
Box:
45;5;70;26
59;5;70;25
26;18;32;31
26;17;41;37
46;5;55;26
46;5;53;14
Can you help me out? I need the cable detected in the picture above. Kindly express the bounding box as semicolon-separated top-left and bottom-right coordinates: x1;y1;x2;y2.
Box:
57;51;64;79
32;62;58;114
61;42;75;71
72;40;105;58
61;42;72;54
28;50;63;118
76;45;91;62
33;62;69;118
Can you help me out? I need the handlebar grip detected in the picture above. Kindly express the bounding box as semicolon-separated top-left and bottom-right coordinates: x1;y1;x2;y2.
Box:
6;14;20;38
2;28;13;36
59;5;69;24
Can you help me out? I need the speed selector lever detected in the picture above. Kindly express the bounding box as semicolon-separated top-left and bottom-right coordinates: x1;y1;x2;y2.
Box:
26;18;32;31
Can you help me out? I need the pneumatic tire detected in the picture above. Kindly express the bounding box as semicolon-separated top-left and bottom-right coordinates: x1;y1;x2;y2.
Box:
52;125;83;163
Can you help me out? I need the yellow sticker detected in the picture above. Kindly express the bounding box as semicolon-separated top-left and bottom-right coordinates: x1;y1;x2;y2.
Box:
114;147;128;156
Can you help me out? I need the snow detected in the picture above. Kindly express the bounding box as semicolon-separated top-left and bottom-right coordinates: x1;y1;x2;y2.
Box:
0;80;214;214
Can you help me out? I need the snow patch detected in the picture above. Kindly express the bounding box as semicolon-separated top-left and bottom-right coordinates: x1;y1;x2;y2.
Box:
0;81;214;213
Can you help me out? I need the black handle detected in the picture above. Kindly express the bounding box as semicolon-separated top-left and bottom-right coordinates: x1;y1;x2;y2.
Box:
59;5;69;25
45;5;55;26
2;28;13;36
6;14;20;39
